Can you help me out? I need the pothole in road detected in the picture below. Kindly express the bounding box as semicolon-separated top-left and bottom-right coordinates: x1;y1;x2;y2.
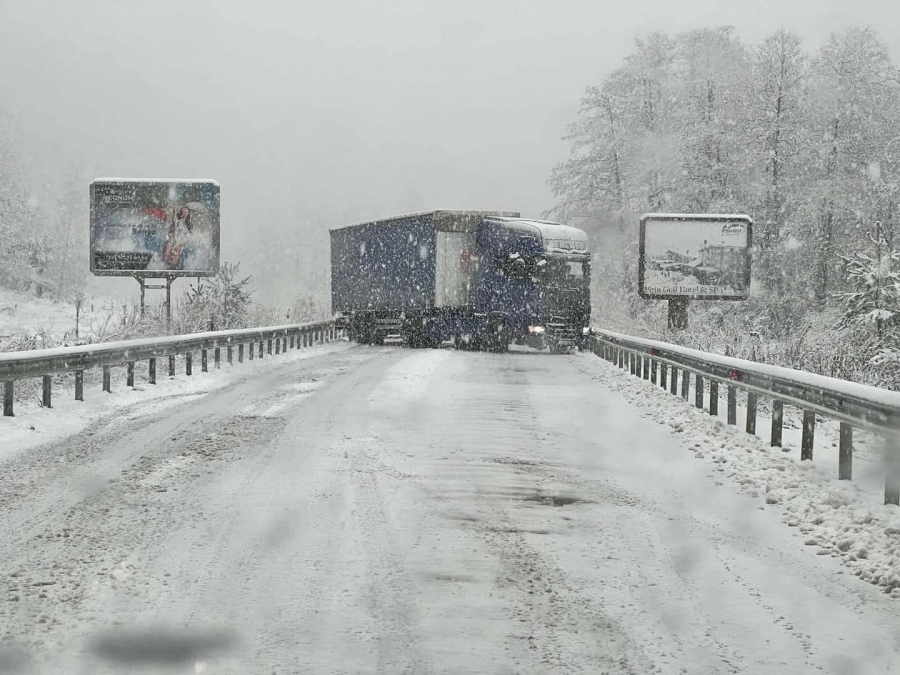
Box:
428;573;476;584
488;457;550;467
520;493;593;507
486;525;551;535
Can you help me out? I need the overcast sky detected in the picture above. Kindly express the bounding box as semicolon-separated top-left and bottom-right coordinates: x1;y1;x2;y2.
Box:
1;0;898;302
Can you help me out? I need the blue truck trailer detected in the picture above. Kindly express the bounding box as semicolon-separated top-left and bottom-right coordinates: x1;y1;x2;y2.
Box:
330;210;591;353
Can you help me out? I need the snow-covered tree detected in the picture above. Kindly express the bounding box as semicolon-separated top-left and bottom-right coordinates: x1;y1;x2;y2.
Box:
670;27;752;213
806;28;900;306
837;223;900;339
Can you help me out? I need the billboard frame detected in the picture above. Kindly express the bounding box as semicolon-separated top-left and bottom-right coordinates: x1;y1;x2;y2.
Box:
89;178;221;279
638;212;753;302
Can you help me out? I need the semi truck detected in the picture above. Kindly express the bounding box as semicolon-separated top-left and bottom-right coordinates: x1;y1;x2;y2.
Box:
329;210;591;354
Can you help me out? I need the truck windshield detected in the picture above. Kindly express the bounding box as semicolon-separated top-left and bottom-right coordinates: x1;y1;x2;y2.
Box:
497;254;588;284
534;257;588;285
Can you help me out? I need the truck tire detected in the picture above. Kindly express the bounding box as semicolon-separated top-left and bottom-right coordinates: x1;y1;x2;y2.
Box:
487;319;510;354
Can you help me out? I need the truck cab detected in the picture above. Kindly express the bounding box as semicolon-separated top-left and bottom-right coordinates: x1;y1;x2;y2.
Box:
477;218;591;353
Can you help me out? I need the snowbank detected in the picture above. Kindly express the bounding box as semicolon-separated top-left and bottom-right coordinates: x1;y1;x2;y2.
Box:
582;352;900;598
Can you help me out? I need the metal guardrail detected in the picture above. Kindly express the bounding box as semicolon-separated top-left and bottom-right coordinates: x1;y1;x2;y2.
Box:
590;329;900;505
1;320;339;417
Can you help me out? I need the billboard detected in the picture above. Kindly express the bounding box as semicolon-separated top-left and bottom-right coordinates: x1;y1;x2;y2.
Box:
638;213;752;300
90;179;220;277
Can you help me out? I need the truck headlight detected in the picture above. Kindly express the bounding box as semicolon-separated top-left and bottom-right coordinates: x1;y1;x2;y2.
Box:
582;327;590;335
528;326;545;334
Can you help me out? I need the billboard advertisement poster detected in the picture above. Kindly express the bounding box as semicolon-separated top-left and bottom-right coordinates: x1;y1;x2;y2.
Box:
90;179;220;277
638;213;753;300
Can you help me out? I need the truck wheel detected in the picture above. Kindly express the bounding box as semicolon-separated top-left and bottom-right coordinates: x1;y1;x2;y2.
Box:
488;319;510;354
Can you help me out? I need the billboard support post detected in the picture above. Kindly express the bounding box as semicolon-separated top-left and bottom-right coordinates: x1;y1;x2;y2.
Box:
133;275;176;331
668;299;689;330
137;277;146;317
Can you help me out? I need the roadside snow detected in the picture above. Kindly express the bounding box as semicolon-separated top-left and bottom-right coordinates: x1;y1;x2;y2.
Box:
0;341;353;462
579;352;900;599
0;287;116;345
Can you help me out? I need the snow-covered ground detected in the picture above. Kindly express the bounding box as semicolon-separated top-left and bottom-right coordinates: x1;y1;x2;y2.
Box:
1;341;353;461
2;345;900;673
583;353;900;599
0;287;120;347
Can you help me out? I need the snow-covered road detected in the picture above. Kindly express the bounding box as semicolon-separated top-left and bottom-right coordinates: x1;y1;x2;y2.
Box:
2;345;900;674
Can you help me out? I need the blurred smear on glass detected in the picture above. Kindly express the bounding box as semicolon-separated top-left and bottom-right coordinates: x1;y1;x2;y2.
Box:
87;625;237;668
0;644;32;674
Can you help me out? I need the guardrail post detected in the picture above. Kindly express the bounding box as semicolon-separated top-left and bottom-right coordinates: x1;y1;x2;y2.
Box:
642;358;650;380
42;375;52;409
887;477;900;506
215;347;221;368
168;355;176;377
238;344;244;363
727;386;737;425
885;433;900;505
746;393;757;435
290;335;295;349
103;366;111;393
127;362;135;388
259;342;264;358
709;380;718;416
75;371;84;400
275;339;281;355
149;358;156;385
680;370;690;401
695;374;703;409
630;353;636;376
186;353;193;376
670;367;678;395
283;337;288;351
771;400;783;447
227;346;233;365
201;349;208;373
3;381;13;416
267;339;273;355
801;411;815;461
839;423;852;480
650;360;657;384
249;343;254;360
660;363;667;389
